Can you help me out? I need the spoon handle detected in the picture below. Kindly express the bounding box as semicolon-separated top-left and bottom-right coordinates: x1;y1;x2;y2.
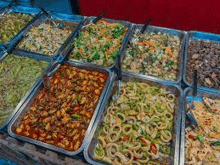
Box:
92;13;105;23
140;18;152;34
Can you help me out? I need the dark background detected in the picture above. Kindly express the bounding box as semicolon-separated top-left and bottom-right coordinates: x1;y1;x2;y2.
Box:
78;0;220;34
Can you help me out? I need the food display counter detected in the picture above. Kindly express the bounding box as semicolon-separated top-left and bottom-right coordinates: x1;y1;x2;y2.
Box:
1;1;220;165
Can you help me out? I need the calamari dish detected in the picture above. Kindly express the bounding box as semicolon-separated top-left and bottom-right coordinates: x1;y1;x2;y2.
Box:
69;20;128;66
0;54;48;125
0;13;33;43
122;31;181;81
185;97;220;164
187;40;220;90
15;65;108;151
94;82;176;164
17;20;75;55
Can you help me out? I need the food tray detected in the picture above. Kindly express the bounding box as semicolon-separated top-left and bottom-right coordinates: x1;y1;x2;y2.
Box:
179;87;220;164
13;11;85;61
84;72;182;165
8;60;114;156
60;16;133;69
183;31;220;94
0;53;51;130
0;5;42;47
121;24;186;85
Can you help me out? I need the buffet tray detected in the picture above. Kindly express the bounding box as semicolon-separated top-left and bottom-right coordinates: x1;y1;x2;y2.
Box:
84;72;182;165
0;53;51;130
60;16;133;70
179;87;220;165
0;5;42;48
183;31;220;94
12;11;85;61
8;60;114;156
121;24;186;85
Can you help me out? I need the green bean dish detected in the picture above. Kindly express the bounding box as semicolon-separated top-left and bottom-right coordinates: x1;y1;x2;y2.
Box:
0;54;48;125
0;13;33;44
69;20;128;67
122;31;181;81
94;82;176;165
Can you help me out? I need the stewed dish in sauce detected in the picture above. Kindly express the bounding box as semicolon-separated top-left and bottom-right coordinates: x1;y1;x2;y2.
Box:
15;65;108;151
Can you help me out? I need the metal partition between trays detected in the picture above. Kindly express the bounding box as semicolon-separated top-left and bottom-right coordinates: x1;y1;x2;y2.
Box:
59;16;133;70
183;31;220;94
0;53;52;129
120;24;186;85
180;87;220;165
84;72;182;165
8;60;115;156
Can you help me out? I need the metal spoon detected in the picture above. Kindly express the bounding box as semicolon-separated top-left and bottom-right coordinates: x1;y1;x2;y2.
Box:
42;62;60;96
40;8;62;27
186;69;199;129
112;53;122;101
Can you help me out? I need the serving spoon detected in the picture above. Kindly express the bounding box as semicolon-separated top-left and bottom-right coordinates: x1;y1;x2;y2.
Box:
92;13;105;24
40;8;64;28
186;70;200;130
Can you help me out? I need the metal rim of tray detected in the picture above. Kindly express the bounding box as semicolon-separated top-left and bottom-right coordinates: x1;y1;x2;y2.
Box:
183;31;220;95
59;16;133;70
120;23;187;85
180;87;220;165
7;59;114;156
84;71;183;165
12;12;86;61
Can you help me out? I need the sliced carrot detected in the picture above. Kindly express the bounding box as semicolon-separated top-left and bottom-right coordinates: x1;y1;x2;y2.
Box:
104;51;109;60
165;47;173;56
84;30;88;36
122;135;129;142
149;47;154;53
136;41;153;47
109;46;115;51
115;118;121;124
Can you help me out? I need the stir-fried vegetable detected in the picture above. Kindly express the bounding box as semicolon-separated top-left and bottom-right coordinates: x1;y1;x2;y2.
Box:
0;54;48;125
17;21;75;55
122;31;181;81
69;20;128;66
0;13;33;43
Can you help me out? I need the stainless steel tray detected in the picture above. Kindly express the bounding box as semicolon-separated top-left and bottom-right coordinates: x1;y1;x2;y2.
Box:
0;5;42;47
60;16;133;70
0;53;51;129
179;87;220;164
121;24;186;85
12;11;85;61
183;31;220;94
8;60;114;156
84;72;182;165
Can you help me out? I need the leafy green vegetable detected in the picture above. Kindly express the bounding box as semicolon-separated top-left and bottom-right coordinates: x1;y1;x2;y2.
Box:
92;52;100;61
0;54;48;124
71;114;80;120
0;13;33;43
213;126;218;132
196;134;205;143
